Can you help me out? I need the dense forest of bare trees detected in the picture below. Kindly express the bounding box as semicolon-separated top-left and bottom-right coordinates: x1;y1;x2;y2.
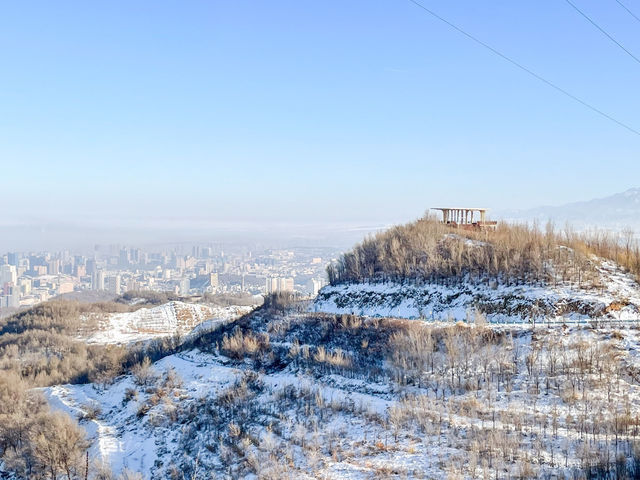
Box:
327;215;640;289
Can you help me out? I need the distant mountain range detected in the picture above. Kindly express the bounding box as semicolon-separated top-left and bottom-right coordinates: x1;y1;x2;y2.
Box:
497;188;640;232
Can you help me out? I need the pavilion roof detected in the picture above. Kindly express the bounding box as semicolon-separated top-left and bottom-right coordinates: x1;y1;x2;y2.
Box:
431;207;488;211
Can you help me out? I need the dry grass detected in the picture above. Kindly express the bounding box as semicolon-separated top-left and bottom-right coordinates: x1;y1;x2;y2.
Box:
328;215;640;288
221;329;269;359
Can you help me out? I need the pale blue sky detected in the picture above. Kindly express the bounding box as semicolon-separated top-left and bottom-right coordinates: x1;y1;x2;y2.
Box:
1;0;639;228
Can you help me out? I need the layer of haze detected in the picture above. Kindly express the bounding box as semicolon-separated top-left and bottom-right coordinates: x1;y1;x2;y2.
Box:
1;1;639;250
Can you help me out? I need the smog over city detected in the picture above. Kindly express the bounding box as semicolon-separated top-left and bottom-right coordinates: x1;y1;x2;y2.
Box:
2;2;640;479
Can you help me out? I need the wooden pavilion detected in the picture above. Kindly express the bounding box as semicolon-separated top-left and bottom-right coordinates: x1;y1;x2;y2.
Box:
431;207;497;231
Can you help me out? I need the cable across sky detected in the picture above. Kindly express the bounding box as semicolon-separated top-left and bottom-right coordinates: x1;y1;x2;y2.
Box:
564;0;640;65
406;0;640;137
614;0;640;24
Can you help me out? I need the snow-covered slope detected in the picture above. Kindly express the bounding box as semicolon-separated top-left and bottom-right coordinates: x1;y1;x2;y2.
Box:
44;312;640;479
45;349;392;479
86;301;255;344
314;261;640;322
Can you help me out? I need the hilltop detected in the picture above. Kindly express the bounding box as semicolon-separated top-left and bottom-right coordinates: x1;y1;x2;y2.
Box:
316;216;640;322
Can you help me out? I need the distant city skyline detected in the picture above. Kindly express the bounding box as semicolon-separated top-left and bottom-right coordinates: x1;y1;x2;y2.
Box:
0;240;333;311
2;1;639;243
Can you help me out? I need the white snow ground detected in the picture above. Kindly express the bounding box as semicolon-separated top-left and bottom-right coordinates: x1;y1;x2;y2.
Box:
314;261;640;322
43;349;407;478
85;301;254;344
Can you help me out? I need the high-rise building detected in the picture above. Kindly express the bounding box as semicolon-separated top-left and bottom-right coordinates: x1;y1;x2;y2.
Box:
306;278;323;296
107;274;121;295
119;248;130;267
86;258;96;275
265;277;294;294
75;265;86;278
174;256;186;271
127;278;139;292
47;259;60;275
0;265;17;286
7;252;20;266
17;258;29;277
279;277;294;292
1;285;20;308
265;277;278;294
210;272;219;290
94;270;106;290
179;278;190;295
32;265;47;276
19;278;32;296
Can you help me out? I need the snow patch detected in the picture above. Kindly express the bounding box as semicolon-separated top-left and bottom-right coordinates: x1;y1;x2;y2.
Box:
86;301;255;344
314;261;640;322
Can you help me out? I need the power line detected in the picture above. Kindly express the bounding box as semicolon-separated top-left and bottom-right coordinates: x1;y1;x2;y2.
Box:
564;0;640;65
614;0;640;24
405;0;640;137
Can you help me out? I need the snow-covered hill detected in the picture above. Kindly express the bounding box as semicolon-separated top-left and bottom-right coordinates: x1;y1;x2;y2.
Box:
314;260;640;322
85;301;255;344
44;309;640;479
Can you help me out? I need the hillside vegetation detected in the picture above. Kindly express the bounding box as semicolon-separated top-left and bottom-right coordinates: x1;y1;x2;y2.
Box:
44;299;640;479
0;298;206;479
0;372;90;479
0;300;184;388
327;216;640;289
